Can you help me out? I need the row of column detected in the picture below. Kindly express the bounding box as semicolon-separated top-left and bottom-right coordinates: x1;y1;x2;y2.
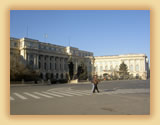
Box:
27;53;68;72
95;58;146;73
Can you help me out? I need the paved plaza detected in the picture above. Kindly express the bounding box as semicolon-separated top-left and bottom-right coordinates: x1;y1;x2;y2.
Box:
10;79;150;115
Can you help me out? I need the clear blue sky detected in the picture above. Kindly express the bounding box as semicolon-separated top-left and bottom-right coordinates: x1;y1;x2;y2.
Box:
10;10;150;60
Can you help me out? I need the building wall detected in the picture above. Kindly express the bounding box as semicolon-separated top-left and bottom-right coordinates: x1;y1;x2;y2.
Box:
94;54;149;80
10;37;94;80
10;37;149;80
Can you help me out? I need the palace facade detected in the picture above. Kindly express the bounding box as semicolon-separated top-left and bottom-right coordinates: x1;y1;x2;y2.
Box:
10;37;94;80
10;37;149;81
94;54;149;80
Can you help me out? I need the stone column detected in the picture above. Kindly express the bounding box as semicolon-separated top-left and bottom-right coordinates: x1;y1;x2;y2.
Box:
47;56;50;71
57;57;60;72
50;56;53;71
64;58;67;72
134;59;136;72
36;54;39;69
144;57;146;72
62;58;64;71
55;57;57;71
52;56;55;71
128;59;130;72
24;50;27;61
42;55;44;71
59;58;62;72
34;54;37;69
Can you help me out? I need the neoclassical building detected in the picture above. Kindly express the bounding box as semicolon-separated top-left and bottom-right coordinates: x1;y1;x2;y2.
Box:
94;54;149;80
10;37;149;81
10;37;94;80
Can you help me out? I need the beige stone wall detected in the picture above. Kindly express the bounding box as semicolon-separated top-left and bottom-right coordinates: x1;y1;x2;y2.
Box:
10;37;94;80
94;54;149;80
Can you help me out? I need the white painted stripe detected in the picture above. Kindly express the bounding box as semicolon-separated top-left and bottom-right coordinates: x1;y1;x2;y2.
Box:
47;87;71;92
24;92;41;99
82;90;94;93
10;96;15;101
13;93;28;100
34;92;53;98
67;90;91;95
62;91;83;96
42;91;63;97
76;90;92;95
50;91;73;97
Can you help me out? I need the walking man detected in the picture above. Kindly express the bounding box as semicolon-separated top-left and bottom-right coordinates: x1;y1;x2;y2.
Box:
92;75;100;93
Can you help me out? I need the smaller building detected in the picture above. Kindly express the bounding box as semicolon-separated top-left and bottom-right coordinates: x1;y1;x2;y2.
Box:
94;54;149;80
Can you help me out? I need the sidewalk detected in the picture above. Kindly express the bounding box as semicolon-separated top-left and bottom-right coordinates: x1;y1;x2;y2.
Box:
10;81;51;87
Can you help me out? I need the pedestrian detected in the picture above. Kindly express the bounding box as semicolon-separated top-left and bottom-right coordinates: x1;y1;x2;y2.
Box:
91;75;100;93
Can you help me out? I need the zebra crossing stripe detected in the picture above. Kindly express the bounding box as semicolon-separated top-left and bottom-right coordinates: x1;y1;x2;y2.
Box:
10;96;15;101
23;92;41;99
33;92;53;98
42;91;64;97
62;91;83;96
67;90;91;95
49;91;73;97
13;93;28;100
